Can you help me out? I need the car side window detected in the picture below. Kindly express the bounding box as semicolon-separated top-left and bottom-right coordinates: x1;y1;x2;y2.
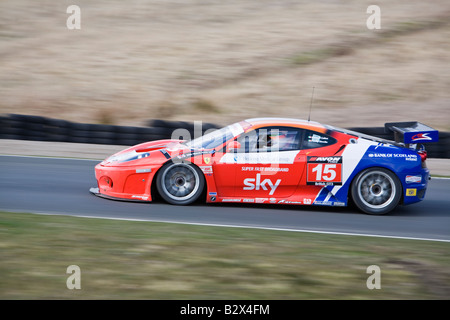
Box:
302;130;337;149
236;127;302;152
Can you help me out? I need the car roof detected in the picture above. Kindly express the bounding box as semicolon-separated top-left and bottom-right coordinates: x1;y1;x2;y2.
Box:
242;117;400;146
243;117;326;131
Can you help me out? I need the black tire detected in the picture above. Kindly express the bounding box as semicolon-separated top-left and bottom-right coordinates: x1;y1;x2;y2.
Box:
147;119;169;127
115;139;139;146
156;162;205;205
351;168;402;215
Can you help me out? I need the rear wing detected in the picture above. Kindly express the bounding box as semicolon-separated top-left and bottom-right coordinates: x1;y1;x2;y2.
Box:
384;121;439;145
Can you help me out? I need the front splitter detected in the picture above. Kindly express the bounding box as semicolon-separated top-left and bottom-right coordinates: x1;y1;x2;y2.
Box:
89;187;149;202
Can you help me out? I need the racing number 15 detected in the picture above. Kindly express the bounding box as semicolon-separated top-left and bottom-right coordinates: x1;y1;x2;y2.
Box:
312;164;337;181
307;163;342;184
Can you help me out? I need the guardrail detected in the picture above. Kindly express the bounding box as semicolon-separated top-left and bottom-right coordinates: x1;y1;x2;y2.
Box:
1;114;448;158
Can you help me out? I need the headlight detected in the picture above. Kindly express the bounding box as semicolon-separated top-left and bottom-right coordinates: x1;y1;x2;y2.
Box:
105;151;150;163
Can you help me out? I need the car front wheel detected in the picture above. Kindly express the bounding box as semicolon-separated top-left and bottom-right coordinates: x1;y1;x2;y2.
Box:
351;168;402;215
156;162;205;205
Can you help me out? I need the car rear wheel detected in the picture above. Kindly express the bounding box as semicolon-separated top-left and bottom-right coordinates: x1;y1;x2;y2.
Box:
156;162;205;205
351;168;402;215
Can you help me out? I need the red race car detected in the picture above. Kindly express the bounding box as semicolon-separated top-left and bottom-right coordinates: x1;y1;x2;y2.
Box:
90;118;436;214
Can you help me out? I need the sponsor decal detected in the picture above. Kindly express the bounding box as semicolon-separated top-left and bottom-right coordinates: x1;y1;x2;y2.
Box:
243;173;281;195
313;200;345;206
411;133;432;141
243;199;255;203
136;168;152;173
303;198;312;205
406;188;417;196
308;134;329;144
308;156;342;164
307;156;342;186
222;198;242;202
203;156;211;164
404;130;438;144
278;200;302;204
200;166;213;173
368;153;391;158
210;196;216;202
313;200;334;206
368;153;418;161
209;192;217;196
403;155;418;161
131;195;149;200
405;175;422;184
241;166;289;172
264;167;289;172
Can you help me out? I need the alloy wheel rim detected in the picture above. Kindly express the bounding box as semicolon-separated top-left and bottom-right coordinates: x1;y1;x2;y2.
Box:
161;164;200;201
357;171;396;209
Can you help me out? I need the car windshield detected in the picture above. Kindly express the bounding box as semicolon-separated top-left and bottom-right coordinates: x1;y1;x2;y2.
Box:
185;122;245;149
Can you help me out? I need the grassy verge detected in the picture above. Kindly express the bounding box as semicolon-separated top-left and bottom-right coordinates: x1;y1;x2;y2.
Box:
0;211;448;299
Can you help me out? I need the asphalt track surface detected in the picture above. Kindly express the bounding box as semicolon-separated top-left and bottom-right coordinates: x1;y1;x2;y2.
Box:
0;155;449;242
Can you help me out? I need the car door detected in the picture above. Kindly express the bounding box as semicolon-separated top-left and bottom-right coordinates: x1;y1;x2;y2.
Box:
300;129;342;187
230;126;306;199
210;148;237;197
285;128;344;205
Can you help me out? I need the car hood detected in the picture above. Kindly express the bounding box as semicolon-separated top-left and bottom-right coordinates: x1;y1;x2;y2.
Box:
100;139;186;166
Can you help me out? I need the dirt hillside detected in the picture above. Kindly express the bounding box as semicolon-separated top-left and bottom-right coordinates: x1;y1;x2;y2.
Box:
1;0;449;130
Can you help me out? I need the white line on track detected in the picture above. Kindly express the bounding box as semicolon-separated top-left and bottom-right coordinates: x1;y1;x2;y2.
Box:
4;209;450;243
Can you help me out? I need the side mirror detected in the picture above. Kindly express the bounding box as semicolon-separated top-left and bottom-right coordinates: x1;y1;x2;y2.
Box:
226;141;241;153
